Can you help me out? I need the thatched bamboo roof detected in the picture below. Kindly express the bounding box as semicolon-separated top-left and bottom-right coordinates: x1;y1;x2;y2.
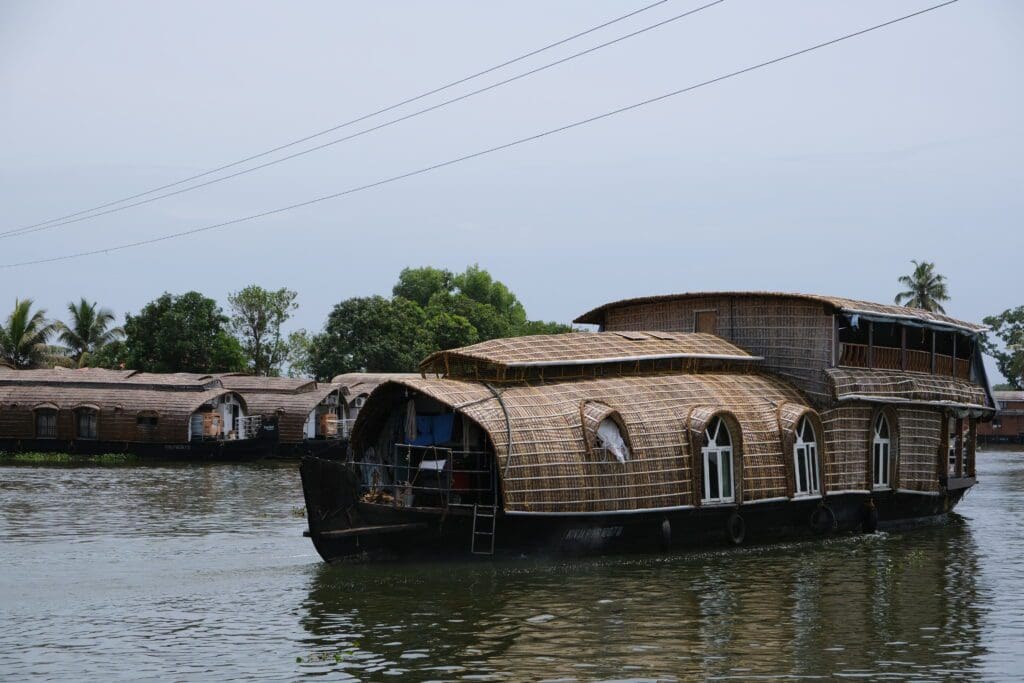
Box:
0;367;223;390
217;374;317;394
995;390;1024;403
574;291;986;333
331;373;421;405
354;372;812;514
826;368;991;411
419;332;759;382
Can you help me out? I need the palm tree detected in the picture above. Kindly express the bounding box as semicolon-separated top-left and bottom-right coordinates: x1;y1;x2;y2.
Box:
56;298;124;366
894;260;950;313
0;299;58;369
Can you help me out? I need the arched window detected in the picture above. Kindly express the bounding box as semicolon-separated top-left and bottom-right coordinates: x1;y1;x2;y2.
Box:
872;413;892;489
793;416;820;496
701;416;734;503
595;417;630;464
75;407;98;440
35;407;58;439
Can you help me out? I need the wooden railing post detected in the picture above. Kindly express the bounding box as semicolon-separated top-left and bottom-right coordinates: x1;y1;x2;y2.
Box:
900;327;907;371
867;322;874;369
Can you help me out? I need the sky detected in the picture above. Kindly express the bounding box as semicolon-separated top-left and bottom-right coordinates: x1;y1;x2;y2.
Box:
1;0;1021;380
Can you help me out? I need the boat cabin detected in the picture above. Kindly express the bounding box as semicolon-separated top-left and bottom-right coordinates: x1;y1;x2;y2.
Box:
332;373;421;439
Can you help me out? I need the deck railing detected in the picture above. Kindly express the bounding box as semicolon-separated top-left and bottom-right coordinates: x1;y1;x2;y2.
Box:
352;444;495;508
237;415;262;440
838;342;970;379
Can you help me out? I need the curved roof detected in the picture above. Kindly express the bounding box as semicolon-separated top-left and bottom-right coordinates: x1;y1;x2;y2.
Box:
353;372;811;514
420;332;759;380
331;373;420;402
827;368;992;412
0;367;226;390
218;374;317;394
0;383;243;418
574;291;986;333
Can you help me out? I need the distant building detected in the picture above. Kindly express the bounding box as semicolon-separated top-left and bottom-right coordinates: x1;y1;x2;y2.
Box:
978;391;1024;444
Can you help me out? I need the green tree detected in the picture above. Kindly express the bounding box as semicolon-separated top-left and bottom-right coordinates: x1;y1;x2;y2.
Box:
88;339;130;370
227;285;298;376
426;310;478;350
982;307;1024;390
284;329;314;379
56;298;124;367
124;292;245;373
517;319;574;336
894;260;950;313
0;299;57;369
310;296;431;379
393;267;453;307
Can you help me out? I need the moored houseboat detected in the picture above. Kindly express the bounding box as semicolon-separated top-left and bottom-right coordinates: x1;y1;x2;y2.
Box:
0;367;274;459
218;375;346;458
977;391;1024;444
300;292;997;561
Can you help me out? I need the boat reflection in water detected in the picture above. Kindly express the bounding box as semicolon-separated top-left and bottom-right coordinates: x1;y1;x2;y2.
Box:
298;516;984;680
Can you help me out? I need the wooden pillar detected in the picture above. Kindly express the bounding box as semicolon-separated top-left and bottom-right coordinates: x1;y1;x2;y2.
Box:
901;326;907;371
931;330;937;374
867;321;874;368
952;334;958;377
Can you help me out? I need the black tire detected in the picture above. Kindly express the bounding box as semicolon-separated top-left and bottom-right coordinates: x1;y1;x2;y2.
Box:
660;518;672;551
726;511;746;545
809;504;836;535
863;501;879;534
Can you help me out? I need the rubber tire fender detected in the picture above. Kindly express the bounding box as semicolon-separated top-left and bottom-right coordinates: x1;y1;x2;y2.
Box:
726;511;746;546
809;504;836;535
862;500;879;534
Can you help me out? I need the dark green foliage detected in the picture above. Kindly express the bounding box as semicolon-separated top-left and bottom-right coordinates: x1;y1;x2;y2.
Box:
894;260;950;313
227;285;298;376
309;265;571;379
123;292;246;373
983;307;1024;390
57;298;123;367
0;299;57;368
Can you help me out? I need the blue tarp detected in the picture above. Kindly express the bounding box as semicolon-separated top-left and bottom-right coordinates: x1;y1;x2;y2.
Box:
410;414;455;446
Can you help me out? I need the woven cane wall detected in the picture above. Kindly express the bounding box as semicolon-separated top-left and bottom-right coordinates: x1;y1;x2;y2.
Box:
821;405;873;491
896;407;942;492
601;295;834;404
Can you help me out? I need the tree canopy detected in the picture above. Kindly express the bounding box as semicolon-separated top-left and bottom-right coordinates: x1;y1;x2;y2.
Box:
56;298;123;367
983;307;1024;390
227;285;298;376
121;292;245;373
309;265;571;379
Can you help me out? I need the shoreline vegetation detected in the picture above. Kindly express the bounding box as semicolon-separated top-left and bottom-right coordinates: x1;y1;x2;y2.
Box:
0;451;141;466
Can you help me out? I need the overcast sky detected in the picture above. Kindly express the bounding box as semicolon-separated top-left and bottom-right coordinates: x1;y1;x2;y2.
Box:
1;0;1021;379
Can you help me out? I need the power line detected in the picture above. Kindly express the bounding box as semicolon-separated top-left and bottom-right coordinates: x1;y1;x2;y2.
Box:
0;0;725;241
0;0;959;270
8;0;674;234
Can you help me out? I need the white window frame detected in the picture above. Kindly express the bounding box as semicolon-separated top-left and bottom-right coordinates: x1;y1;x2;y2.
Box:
701;416;734;504
793;416;820;496
872;413;892;490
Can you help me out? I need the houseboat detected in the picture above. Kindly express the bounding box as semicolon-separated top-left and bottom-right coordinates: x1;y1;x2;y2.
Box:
218;374;346;457
0;367;274;459
300;292;997;561
331;373;421;440
977;391;1024;444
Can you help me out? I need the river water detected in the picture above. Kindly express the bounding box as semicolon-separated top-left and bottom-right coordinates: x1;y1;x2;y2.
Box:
1;449;1023;682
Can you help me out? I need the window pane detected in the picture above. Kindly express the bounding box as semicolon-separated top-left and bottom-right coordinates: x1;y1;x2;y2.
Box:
796;447;807;493
809;445;819;492
721;451;732;499
707;454;720;500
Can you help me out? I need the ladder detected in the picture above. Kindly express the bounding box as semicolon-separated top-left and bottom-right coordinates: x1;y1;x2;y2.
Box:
471;502;497;555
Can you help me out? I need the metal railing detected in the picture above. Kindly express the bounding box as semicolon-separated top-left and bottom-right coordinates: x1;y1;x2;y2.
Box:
353;444;495;508
237;415;262;440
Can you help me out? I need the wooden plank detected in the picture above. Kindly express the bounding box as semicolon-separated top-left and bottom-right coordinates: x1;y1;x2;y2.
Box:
315;522;428;539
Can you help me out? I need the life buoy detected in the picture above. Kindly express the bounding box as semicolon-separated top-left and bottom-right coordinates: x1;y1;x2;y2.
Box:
863;500;879;533
809;504;836;535
726;511;746;545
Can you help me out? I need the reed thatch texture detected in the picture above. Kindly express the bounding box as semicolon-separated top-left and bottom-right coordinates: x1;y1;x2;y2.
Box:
895;407;942;492
820;405;873;492
218;374;317;394
575;291;986;333
581;295;835;404
0;381;240;443
235;383;341;444
332;373;421;407
353;372;810;513
826;368;989;409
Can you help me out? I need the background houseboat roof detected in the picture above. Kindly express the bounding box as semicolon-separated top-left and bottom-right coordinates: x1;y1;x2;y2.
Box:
217;374;318;394
0;383;243;421
573;292;986;333
826;368;992;412
331;373;421;402
995;391;1024;403
420;331;759;379
0;367;223;391
353;372;810;514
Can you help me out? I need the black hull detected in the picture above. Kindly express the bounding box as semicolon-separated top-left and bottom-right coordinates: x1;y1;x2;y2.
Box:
271;438;346;460
300;457;971;562
0;437;275;461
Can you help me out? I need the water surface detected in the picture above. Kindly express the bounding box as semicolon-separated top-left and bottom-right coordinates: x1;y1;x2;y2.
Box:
2;450;1023;681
